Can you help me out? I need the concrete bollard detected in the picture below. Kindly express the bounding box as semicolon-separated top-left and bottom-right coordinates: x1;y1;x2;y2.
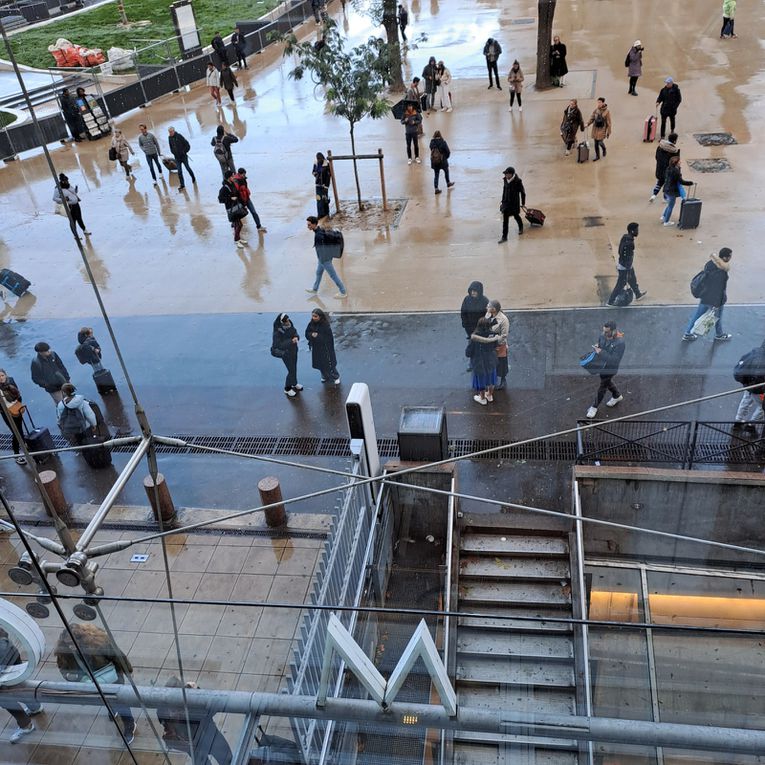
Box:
257;476;287;528
143;473;177;525
38;470;69;518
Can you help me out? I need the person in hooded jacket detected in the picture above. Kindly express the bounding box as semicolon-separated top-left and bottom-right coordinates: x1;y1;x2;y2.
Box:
272;314;303;397
607;223;647;305
683;248;733;342
586;97;612;161
218;170;248;248
422;57;439;112
461;281;489;372
211;125;238;177
313;152;332;219
650;133;679;201
429;130;454;194
467;317;499;405
560;99;585;155
483;38;502;89
486;300;510;389
75;327;103;373
586;320;626;418
626;40;643;95
59;88;84;142
498;167;526;243
507;60;524;112
31;342;70;404
732;338;765;431
655;77;682;139
0;370;27;465
660;155;693;225
305;309;340;384
56;383;97;444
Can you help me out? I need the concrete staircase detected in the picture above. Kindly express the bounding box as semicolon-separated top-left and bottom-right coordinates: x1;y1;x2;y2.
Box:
453;515;579;765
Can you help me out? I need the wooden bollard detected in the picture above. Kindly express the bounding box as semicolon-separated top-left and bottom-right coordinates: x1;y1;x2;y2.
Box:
258;476;287;528
143;473;177;525
39;470;69;518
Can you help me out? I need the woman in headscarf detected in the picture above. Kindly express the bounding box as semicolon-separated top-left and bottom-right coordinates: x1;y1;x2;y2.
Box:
305;309;340;384
466;317;499;405
272;313;302;397
312;152;332;219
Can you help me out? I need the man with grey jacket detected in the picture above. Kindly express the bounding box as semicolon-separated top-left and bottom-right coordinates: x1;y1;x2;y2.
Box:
138;124;163;184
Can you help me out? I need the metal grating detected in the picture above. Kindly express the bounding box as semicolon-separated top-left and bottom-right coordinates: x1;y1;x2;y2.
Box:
576;420;691;465
687;158;732;173
693;132;736;146
689;422;765;465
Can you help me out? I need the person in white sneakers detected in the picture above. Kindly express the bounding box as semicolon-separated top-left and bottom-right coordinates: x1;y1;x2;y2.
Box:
1;630;44;744
586;320;625;419
436;60;452;111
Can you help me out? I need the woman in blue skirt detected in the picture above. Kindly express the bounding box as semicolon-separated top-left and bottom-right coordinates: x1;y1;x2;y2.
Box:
467;317;499;405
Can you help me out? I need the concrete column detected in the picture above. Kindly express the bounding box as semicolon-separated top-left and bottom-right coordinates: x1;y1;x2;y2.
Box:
38;471;69;518
258;476;287;528
143;473;177;525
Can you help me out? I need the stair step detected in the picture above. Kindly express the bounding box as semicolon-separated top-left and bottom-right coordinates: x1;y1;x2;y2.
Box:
454;745;578;765
457;630;574;660
456;656;575;688
453;730;578;749
459;581;571;608
458;606;573;633
460;556;570;581
460;534;569;557
458;685;576;716
462;512;574;535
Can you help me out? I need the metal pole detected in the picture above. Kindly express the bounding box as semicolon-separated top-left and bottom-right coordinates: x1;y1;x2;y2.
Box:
327;149;340;214
378;148;387;211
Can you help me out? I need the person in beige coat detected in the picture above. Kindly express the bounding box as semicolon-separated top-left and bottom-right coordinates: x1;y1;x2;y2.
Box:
507;60;524;112
436;61;452;111
110;129;134;178
586;97;612;161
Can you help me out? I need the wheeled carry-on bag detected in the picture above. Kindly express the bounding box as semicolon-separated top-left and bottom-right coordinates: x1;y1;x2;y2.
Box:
161;156;177;171
81;400;112;468
577;140;589;163
23;412;55;463
678;183;702;229
93;368;117;394
523;206;546;227
643;114;657;142
0;268;31;298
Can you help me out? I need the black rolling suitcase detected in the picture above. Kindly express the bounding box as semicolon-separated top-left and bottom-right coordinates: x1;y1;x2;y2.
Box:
23;413;54;463
677;183;702;229
93;368;117;394
80;432;112;468
0;269;31;298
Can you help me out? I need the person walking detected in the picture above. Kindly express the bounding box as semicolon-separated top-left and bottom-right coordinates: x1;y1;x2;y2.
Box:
305;216;348;298
55;624;136;744
138;123;163;184
110;129;134;179
586;97;612;161
59;88;84;142
0;371;27;465
507;60;524;112
75;328;104;373
435;60;452;111
461;281;489;371
305;309;340;384
220;61;238;103
232;168;267;234
211;31;228;65
53;177;90;236
626;40;643;95
429;130;454;195
30;342;69;405
486;299;509;389
272;314;303;397
211;125;238;178
206;62;222;106
311;0;325;23
231;27;248;68
218;171;248;248
498;166;526;244
656;77;682;139
660;155;693;226
650;132;679;201
467;317;499;405
560;99;585;155
683;248;733;342
550;35;568;87
397;3;408;42
313;152;332;219
422;57;439;112
732;339;765;431
607;222;647;306
721;0;737;38
401;104;422;165
586;320;626;418
1;629;44;742
167;127;196;191
483;38;502;89
56;383;97;445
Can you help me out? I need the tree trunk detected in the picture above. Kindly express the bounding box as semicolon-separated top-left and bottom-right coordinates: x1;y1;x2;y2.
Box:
535;0;557;90
116;0;129;25
349;123;364;210
382;0;403;90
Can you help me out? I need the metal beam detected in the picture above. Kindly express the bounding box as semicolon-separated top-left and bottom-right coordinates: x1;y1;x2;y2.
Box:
7;682;765;755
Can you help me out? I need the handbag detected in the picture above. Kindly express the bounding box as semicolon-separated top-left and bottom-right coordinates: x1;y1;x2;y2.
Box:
495;343;508;358
54;202;66;216
579;350;604;375
108;146;117;161
691;308;717;337
7;400;25;417
227;202;247;222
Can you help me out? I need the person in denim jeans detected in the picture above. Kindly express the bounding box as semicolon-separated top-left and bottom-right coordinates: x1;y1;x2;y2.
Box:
683;248;732;341
304;216;347;298
661;156;693;225
138;124;163;185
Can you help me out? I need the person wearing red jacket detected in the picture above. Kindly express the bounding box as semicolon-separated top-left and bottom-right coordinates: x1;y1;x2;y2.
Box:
232;168;267;234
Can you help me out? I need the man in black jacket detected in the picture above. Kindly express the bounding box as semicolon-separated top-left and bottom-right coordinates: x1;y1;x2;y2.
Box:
498;167;526;243
607;222;647;305
211;32;228;65
733;339;765;431
483;38;502;89
305;216;347;298
683;248;733;341
167;127;195;191
650;133;679;201
30;342;70;404
656;77;682;139
397;3;408;41
586;320;626;418
231;27;247;68
59;88;84;142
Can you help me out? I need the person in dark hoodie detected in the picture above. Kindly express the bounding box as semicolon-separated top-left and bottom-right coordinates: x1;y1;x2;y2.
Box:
683;248;733;342
483;38;502;89
467;317;499;405
75;327;104;373
607;223;647;305
655;77;682;139
732;338;765;431
586;320;626;419
461;281;489;371
429;130;454;194
660;155;693;225
498;166;526;243
211;125;239;178
305;309;340;384
650;132;679;201
30;342;70;404
272;313;303;397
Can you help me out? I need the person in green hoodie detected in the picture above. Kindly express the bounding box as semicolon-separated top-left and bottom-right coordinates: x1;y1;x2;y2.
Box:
721;0;737;38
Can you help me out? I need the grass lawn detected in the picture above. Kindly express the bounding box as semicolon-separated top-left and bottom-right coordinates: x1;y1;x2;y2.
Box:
0;110;18;128
9;0;281;70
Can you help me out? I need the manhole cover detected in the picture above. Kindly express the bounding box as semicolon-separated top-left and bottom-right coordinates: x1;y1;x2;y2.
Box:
582;216;605;227
687;158;732;173
693;132;737;146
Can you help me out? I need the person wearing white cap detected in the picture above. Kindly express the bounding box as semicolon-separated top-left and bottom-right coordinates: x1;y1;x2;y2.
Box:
625;40;643;95
656;77;682;138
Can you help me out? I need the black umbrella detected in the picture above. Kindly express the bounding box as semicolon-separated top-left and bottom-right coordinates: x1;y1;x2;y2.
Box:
391;99;406;120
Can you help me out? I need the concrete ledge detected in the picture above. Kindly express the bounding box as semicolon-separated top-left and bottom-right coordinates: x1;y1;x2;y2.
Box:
574;465;765;486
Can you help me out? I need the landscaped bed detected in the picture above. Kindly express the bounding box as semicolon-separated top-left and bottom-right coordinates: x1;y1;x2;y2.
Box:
8;0;281;70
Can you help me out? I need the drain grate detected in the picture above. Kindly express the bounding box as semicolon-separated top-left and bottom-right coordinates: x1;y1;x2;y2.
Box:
693;132;736;146
582;216;605;227
687;158;732;173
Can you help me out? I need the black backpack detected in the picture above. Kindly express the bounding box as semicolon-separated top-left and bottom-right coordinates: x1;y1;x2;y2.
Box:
733;347;765;386
690;269;707;298
594;113;605;128
59;402;87;436
323;228;344;258
612;287;634;307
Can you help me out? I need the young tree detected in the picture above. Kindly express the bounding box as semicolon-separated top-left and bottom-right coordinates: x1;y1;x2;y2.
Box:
535;0;557;89
281;22;390;210
351;0;403;89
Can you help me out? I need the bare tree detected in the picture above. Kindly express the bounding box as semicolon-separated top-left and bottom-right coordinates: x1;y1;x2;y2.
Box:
352;0;404;89
535;0;557;90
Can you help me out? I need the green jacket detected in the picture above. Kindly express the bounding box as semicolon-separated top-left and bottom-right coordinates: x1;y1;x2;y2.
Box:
723;0;736;18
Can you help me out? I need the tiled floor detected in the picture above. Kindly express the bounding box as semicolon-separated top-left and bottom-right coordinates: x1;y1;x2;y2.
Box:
0;525;325;762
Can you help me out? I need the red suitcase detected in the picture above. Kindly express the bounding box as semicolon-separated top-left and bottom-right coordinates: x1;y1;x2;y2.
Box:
643;114;657;142
523;206;546;227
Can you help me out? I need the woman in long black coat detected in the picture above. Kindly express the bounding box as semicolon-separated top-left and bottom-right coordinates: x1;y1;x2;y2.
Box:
272;313;303;397
305;309;340;384
550;36;568;86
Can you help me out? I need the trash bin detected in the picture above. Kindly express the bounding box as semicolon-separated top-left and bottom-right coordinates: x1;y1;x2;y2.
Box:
397;406;448;462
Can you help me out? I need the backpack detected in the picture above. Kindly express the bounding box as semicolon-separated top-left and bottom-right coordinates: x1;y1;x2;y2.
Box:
690;269;707;298
733;347;765;386
213;138;227;162
108;146;117;161
323;228;344;258
594;113;605;128
59;402;87;436
430;145;443;165
270;346;285;358
74;343;90;365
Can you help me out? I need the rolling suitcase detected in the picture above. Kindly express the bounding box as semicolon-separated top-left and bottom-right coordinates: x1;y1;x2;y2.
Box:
643;114;657;142
0;268;31;298
161;156;177;171
93;368;117;394
80;432;112;468
87;400;110;438
677;184;702;229
577;140;589;163
23;413;54;464
523;206;546;227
